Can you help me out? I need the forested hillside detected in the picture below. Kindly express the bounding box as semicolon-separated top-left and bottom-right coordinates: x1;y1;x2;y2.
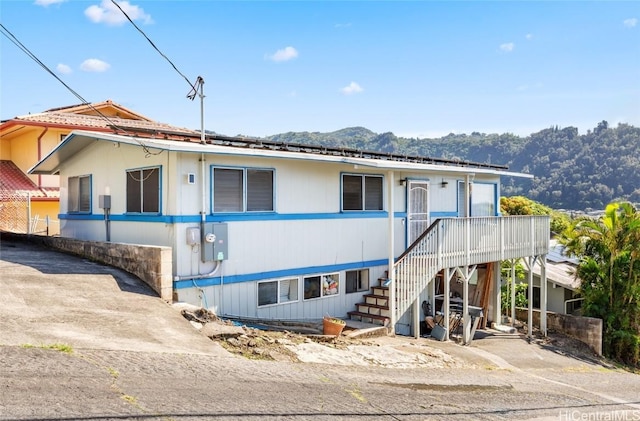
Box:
267;121;640;211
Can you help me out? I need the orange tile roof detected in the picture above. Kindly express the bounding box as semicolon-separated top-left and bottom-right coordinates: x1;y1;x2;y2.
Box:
2;99;200;137
44;99;150;120
8;111;199;135
0;160;59;200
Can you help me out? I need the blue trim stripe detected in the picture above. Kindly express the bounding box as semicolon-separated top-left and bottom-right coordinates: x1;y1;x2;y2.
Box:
61;214;105;221
174;259;388;289
431;211;458;218
60;211;405;222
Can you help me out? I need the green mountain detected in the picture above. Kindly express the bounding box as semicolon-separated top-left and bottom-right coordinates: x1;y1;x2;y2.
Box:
266;121;640;211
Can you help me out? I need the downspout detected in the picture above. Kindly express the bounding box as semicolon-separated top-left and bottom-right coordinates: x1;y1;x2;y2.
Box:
36;127;48;188
198;78;207;262
464;173;474;217
388;170;396;334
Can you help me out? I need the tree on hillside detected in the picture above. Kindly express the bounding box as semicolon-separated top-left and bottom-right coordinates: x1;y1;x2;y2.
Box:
561;202;640;367
500;196;570;235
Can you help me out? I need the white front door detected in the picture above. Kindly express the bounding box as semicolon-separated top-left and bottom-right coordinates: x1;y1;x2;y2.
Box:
407;180;430;245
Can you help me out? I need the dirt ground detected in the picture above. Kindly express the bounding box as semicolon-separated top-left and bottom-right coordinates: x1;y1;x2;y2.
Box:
178;304;607;370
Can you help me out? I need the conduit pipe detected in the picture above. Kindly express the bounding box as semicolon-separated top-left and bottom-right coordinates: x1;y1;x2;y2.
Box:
198;78;207;262
174;260;221;283
36;127;48;188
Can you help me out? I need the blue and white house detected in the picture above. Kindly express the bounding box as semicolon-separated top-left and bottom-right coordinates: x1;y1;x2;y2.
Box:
30;129;550;342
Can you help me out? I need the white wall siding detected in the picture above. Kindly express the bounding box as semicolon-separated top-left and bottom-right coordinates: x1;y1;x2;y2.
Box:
218;219;388;276
176;265;388;320
428;178;460;214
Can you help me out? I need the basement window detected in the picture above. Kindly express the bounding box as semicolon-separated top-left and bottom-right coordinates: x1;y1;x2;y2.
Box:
257;278;299;307
346;269;369;294
303;273;339;300
68;175;91;213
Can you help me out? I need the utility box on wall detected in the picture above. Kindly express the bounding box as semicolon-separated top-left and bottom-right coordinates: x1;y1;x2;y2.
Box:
201;223;228;262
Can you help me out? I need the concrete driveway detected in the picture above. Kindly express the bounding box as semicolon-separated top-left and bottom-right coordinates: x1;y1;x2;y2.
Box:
0;237;226;355
1;236;639;421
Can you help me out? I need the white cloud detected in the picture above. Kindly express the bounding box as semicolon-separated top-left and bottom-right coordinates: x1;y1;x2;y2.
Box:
340;82;363;95
56;63;72;74
267;46;299;62
85;0;152;26
623;18;637;28
34;0;66;6
525;33;533;40
499;42;515;53
80;58;110;72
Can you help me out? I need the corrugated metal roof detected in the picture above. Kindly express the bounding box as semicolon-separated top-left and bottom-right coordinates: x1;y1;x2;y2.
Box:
30;130;535;179
530;240;581;291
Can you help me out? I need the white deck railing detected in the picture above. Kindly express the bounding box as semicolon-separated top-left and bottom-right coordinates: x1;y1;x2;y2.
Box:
392;216;550;324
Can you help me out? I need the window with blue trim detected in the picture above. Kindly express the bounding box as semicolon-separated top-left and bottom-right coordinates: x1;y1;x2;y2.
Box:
126;167;160;213
68;175;91;213
342;174;383;211
213;167;274;213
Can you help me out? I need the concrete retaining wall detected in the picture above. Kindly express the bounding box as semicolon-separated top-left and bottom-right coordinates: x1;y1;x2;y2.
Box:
2;233;173;302
516;308;602;356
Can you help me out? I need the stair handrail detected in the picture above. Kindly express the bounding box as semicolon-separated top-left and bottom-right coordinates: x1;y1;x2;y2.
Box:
394;218;444;264
390;216;551;332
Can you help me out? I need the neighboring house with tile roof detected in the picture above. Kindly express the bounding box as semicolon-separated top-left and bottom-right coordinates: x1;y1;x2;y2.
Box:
0;100;198;235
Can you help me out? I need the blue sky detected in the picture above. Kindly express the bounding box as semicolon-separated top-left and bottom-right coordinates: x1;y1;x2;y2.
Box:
1;1;638;139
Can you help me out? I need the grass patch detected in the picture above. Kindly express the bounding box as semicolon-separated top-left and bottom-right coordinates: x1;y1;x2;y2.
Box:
345;385;367;403
106;367;119;379
44;343;74;354
121;395;138;405
21;343;73;354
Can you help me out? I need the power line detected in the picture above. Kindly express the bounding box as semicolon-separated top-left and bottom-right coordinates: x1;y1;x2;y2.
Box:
0;23;162;156
109;0;200;97
2;23;93;117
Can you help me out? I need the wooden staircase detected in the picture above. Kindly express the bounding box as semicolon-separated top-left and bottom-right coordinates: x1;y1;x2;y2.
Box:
347;274;391;326
348;216;551;335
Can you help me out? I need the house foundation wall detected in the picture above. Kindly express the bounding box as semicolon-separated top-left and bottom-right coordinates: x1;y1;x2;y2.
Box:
2;232;173;302
516;308;602;356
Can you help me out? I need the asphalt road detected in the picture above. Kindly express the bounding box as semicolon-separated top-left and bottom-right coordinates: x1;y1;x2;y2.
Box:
1;237;639;421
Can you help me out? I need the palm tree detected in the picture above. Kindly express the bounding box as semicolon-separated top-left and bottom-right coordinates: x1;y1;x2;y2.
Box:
563;202;631;306
561;202;640;366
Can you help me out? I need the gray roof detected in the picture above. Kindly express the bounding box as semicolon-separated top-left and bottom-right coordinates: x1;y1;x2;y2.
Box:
30;130;536;178
531;240;581;291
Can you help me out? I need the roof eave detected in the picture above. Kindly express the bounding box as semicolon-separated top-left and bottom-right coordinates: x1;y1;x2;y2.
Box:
29;130;534;179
